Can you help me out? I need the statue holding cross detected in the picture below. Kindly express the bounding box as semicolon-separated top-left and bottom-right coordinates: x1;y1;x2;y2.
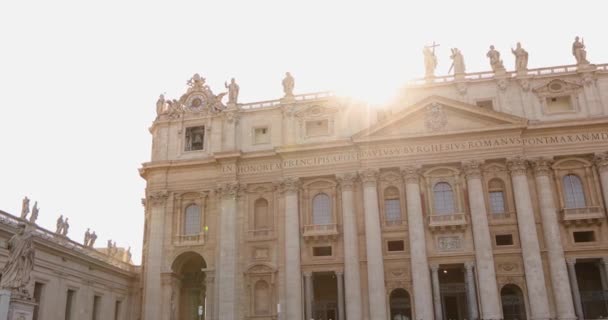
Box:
423;42;439;78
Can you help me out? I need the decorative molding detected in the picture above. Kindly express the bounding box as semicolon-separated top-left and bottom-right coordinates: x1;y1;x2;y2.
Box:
279;177;300;195
437;235;462;251
507;157;528;176
464;261;475;270
595;152;608;173
424;103;448;132
148;191;169;206
566;258;577;266
336;173;357;191
359;169;379;185
531;158;553;177
401;166;421;184
462;160;483;180
215;182;244;199
430;264;439;272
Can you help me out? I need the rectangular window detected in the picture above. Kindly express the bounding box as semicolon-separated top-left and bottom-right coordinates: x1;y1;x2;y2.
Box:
573;231;595;243
476;100;494;110
114;300;122;320
92;295;101;320
384;199;401;224
387;240;405;252
185;126;205;151
489;191;506;214
254;127;270;144
312;246;332;257
65;289;76;320
33;282;44;320
305;119;329;137
495;234;514;246
546;96;573;113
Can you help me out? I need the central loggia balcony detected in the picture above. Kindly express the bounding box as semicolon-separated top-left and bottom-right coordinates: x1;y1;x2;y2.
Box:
302;223;339;241
427;213;468;232
561;206;605;226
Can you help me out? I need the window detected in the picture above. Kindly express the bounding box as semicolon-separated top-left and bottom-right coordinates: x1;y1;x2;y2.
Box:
65;289;76;320
254;280;270;315
387;240;405;252
185;126;205;151
495;234;514;246
305;119;329;137
114;300;122;320
573;231;595;243
312;193;332;225
563;174;586;209
184;204;201;235
433;182;455;215
254;127;270;144
384;187;402;225
488;179;506;214
254;198;269;230
476;100;494;110
313;246;332;256
92;295;101;320
546;96;573;113
33;282;44;320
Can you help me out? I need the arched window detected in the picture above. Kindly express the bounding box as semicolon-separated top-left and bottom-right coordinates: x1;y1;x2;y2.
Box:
183;204;201;235
433;182;455;215
254;280;270;315
389;288;412;320
312;193;332;225
563;174;586;208
254;198;269;230
501;284;527;320
384;187;402;224
488;179;506;214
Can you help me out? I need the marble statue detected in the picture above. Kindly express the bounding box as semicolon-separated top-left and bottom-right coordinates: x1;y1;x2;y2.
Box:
486;45;505;72
126;246;132;262
156;94;166;115
511;42;529;72
282;72;295;97
29;202;39;224
62;218;69;236
423;46;438;78
89;231;97;247
224;78;240;105
107;239;113;251
572;36;589;65
20;196;30;219
0;223;35;298
56;215;64;234
84;228;91;246
449;48;466;75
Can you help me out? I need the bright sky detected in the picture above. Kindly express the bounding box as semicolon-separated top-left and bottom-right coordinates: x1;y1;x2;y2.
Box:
1;1;606;264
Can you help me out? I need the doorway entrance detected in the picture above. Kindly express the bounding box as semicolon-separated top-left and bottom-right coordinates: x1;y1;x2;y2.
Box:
389;289;412;319
438;265;468;320
172;252;207;320
312;272;338;320
500;284;527;320
575;260;608;319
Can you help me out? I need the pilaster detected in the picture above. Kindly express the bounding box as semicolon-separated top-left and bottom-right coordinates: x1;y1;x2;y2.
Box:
280;177;303;320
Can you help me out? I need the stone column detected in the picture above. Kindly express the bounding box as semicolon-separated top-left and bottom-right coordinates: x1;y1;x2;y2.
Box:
566;259;584;320
281;178;303;320
507;158;551;319
336;271;345;320
531;158;577;320
464;262;479;320
402;167;435;320
462;161;502;320
205;271;215;320
359;169;388;320
142;191;168;320
336;173;363;320
430;264;443;320
594;152;608;209
215;182;241;320
304;272;313;320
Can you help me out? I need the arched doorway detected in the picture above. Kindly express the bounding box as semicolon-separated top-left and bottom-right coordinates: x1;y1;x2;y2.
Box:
172;252;207;320
501;284;527;320
389;288;412;319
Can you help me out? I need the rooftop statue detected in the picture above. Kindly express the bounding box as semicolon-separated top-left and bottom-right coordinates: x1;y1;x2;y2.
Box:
0;223;35;299
486;45;505;73
29;201;39;224
449;48;466;75
282;72;295;97
156;94;166;116
572;36;589;65
56;215;64;234
89;231;97;248
511;42;529;72
20;196;30;220
224;78;240;105
62;218;70;236
423;45;438;78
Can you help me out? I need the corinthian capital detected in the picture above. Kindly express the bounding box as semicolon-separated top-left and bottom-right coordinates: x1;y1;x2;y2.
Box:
507;156;529;176
279;177;300;195
401;166;421;184
147;190;169;206
215;182;244;199
595;152;608;173
336;173;357;191
530;157;553;177
359;169;379;185
462;160;483;180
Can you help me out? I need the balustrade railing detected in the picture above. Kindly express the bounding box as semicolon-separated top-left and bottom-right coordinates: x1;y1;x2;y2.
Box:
302;223;338;235
248;228;274;239
240;91;334;110
174;233;206;245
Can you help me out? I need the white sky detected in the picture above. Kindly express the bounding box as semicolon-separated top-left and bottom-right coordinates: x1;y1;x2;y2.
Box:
1;0;606;264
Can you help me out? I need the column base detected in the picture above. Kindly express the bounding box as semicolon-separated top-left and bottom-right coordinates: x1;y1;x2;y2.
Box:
0;290;37;320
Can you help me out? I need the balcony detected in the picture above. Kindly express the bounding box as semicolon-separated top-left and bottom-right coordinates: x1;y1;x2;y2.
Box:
302;223;339;241
173;233;206;246
247;228;275;241
561;206;605;226
383;219;407;229
487;212;517;225
427;213;468;232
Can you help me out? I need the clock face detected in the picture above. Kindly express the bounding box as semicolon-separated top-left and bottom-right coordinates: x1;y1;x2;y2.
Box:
191;97;204;108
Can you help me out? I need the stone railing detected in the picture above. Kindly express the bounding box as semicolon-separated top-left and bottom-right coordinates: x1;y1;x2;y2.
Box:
427;213;467;232
488;211;517;225
383;219;407;228
173;232;206;246
247;228;274;240
0;210;136;272
239;91;334;110
302;223;339;241
560;206;605;226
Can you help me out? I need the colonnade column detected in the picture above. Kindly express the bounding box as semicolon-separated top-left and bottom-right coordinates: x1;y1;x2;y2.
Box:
359;169;388;320
507;157;551;319
464;262;479;320
402;167;435;320
304;272;313;320
336;173;363;320
531;158;577;320
205;271;215;320
594;152;608;209
215;182;241;320
281;177;303;320
430;264;443;320
565;259;584;320
462;161;502;319
336;271;345;320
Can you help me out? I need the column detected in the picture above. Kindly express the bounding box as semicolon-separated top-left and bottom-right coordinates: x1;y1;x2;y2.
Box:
601;258;608;292
531;158;577;320
142;191;168;320
359;169;388;320
566;259;584;320
464;262;479;320
281;178;303;320
336;271;345;320
304;272;313;320
462;161;502;320
205;271;215;320
336;173;363;320
430;264;443;320
216;182;241;320
595;152;608;209
507;157;551;319
402;167;435;320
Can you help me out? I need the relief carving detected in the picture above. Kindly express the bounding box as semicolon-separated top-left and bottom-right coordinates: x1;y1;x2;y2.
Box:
437;236;462;251
424;103;448;132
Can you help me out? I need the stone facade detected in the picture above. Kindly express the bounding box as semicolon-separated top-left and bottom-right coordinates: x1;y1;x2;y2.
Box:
141;63;608;320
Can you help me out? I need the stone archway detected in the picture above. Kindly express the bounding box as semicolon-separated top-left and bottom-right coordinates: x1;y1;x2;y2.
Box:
389;288;412;319
501;284;527;320
171;252;207;320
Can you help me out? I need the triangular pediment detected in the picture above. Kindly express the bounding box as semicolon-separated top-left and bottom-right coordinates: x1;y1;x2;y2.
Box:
353;95;527;142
